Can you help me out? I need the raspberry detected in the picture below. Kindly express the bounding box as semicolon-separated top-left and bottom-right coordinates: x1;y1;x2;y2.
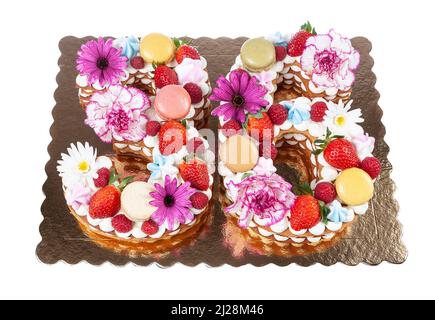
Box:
93;167;111;188
259;142;278;160
146;121;161;137
267;104;288;125
314;182;337;204
183;83;203;104
130;56;145;70
141;220;159;235
187;137;205;154
360;157;381;179
111;214;133;233
310;101;328;122
274;46;287;62
190;192;208;210
221;120;242;137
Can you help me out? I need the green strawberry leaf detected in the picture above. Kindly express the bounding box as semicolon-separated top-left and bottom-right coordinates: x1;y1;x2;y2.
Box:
118;176;134;192
293;182;313;196
319;201;331;224
108;169;120;185
241;172;254;180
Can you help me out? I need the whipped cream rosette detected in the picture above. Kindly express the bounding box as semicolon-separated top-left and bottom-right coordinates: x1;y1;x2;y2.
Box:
212;28;380;252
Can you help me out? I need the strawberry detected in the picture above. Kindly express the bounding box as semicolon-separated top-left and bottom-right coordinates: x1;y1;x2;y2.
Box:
314;182;337;204
176;45;200;64
290;195;321;231
267;104;288;125
183;83;203;104
274;45;287;61
146;120;161;137
89;171;133;219
221;119;242;137
190;192;208;209
288;21;316;57
141;220;159;235
158;121;187;155
89;185;121;219
360;157;381;179
179;158;210;191
246;111;274;142
313;129;360;170
111;214;133;233
154;65;178;89
93;167;110;188
310;101;328;122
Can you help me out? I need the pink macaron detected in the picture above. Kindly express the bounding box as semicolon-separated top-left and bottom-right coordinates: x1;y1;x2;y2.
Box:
154;85;191;120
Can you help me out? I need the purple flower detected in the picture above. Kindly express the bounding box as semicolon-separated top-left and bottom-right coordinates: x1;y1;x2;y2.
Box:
85;85;151;143
210;69;268;123
150;176;196;231
226;174;295;228
77;37;128;86
301;30;360;90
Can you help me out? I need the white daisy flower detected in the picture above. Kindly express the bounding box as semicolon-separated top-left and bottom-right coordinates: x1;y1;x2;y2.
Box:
57;142;98;189
324;100;364;137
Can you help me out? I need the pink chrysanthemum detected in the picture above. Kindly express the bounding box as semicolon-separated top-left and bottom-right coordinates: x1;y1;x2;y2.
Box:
85;85;151;143
210;69;268;123
77;37;128;86
301;30;360;91
150;176;196;231
226;174;295;228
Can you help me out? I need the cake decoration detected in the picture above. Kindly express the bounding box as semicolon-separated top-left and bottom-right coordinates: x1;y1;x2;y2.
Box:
57;34;215;255
213;23;381;250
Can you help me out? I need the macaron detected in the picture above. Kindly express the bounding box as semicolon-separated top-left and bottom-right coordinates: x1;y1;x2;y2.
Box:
154;85;191;120
240;38;276;72
335;168;374;206
220;135;259;173
140;33;175;64
121;181;155;222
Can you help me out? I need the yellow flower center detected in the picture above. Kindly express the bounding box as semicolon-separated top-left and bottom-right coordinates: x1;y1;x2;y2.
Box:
334;115;346;126
77;161;90;173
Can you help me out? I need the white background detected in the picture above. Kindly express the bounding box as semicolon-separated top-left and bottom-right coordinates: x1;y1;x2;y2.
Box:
0;0;433;300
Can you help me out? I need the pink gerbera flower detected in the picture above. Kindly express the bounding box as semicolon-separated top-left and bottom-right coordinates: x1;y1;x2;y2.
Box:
210;69;268;123
150;176;196;231
77;37;128;86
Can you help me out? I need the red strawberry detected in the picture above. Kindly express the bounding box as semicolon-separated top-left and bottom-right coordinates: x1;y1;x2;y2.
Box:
190;192;208;210
360;157;381;179
183;83;203;104
176;45;200;64
158;121;187;155
141;220;159;235
324;139;360;170
267;104;288;125
274;46;287;61
179;158;210;191
130;56;145;69
246;112;274;142
186;137;205;154
310;101;328;122
314;182;337;204
89;185;121;219
290;195;321;231
154;65;178;89
221;119;242;137
111;214;133;233
288;22;316;57
93;167;111;188
259;142;278;160
146;120;161;137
